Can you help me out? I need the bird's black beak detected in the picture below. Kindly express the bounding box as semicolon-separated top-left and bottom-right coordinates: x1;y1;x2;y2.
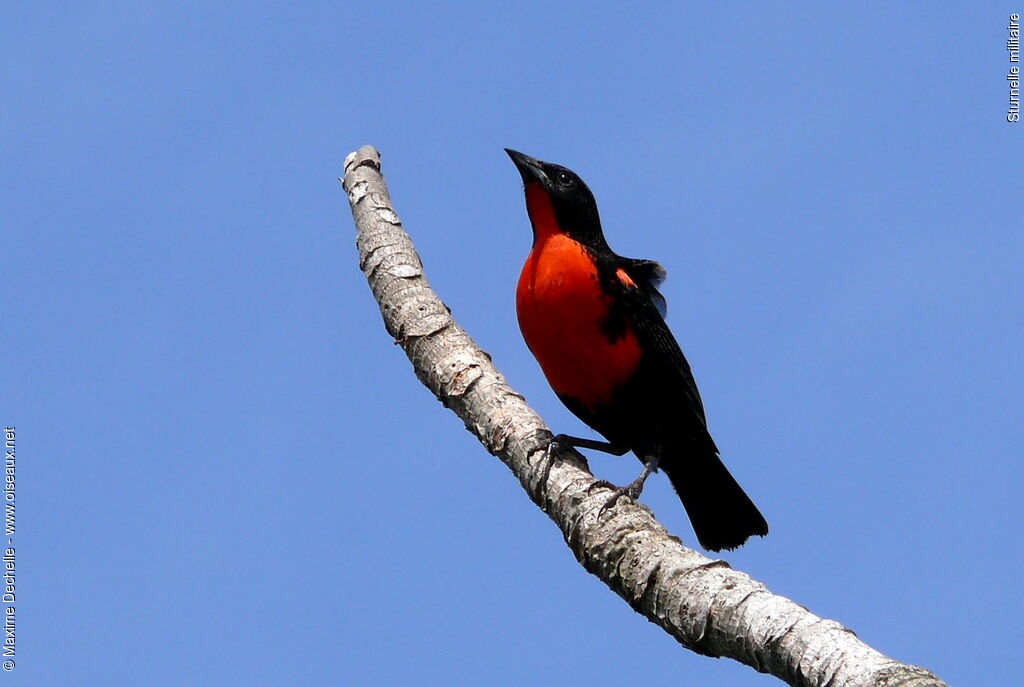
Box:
505;148;549;185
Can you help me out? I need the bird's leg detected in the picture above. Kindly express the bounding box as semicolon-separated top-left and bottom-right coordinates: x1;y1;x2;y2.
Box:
599;447;662;514
545;435;658;502
546;434;630;458
545;435;633;492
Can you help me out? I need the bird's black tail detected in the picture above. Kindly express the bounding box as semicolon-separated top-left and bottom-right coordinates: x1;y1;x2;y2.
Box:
664;450;768;552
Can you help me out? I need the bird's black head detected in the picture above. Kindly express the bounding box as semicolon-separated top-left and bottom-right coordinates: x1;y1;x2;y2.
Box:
505;148;607;249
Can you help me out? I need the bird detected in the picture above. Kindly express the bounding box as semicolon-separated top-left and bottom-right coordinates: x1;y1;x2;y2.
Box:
505;148;768;551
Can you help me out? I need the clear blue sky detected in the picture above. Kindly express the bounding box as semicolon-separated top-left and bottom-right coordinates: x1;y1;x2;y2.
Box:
5;4;1020;686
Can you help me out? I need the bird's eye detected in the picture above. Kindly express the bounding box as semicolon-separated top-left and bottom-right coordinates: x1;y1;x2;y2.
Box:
556;171;575;187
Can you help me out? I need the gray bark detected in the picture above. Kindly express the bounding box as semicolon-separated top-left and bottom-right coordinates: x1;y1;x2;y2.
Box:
340;145;950;687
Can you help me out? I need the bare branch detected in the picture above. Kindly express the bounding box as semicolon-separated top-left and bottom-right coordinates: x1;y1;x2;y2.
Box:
340;145;950;687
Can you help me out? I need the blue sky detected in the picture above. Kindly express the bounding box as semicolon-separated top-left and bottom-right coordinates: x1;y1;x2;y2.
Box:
5;4;1020;686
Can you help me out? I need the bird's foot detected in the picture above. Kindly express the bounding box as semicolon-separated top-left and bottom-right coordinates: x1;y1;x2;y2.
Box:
595;455;659;515
597;480;645;516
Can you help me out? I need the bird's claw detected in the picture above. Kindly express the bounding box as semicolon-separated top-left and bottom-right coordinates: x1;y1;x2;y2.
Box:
595;481;642;516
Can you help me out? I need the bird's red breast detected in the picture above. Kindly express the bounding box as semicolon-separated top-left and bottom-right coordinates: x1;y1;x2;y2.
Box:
516;229;644;412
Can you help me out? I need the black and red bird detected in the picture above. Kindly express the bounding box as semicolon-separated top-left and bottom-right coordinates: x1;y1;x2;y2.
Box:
506;149;768;551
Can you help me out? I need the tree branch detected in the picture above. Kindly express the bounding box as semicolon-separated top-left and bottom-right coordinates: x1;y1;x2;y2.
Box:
340;145;950;687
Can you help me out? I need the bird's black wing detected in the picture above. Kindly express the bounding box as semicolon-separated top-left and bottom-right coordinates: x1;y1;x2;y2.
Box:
602;253;716;451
